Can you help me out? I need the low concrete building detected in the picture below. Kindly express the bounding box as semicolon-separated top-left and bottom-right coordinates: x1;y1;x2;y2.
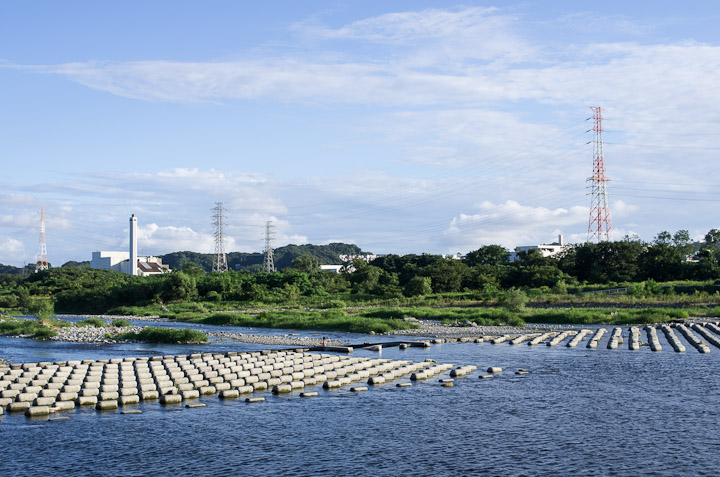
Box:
320;264;344;273
511;235;568;261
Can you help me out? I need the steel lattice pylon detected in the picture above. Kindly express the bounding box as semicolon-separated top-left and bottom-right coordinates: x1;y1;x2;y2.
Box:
36;208;48;272
212;202;228;272
587;107;612;243
263;221;275;273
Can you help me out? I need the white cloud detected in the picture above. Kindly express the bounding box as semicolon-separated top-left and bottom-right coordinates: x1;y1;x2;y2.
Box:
0;237;26;263
133;223;237;255
443;200;588;251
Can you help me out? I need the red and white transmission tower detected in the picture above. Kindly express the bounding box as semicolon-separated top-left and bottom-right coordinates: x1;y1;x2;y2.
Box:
587;107;612;243
36;208;49;272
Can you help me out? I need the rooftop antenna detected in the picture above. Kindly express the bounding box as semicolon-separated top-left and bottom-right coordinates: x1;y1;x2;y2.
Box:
587;107;612;243
36;208;48;272
263;221;275;273
212;202;228;272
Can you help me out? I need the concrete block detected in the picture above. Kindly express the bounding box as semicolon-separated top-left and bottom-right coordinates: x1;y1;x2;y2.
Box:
7;402;31;413
140;391;159;401
181;390;199;400
33;397;56;406
96;400;118;411
25;405;51;417
252;382;268;391
199;386;216;395
15;392;39;403
160;394;182;405
272;384;292;394
53;401;75;411
99;391;119;401
76;396;98;406
57;392;78;402
118;395;140;406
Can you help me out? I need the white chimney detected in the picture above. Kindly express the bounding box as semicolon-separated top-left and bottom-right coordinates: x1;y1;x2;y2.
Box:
129;214;138;276
558;234;564;246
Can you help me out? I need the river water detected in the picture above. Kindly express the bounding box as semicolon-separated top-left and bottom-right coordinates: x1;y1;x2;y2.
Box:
1;321;719;476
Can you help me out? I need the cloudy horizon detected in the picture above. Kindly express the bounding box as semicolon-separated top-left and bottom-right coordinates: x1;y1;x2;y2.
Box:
1;2;719;267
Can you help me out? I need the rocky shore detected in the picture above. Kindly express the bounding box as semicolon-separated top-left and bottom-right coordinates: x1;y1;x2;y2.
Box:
208;331;348;347
50;326;145;344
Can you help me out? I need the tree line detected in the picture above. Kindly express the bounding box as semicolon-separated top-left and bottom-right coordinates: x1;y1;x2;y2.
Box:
0;229;718;314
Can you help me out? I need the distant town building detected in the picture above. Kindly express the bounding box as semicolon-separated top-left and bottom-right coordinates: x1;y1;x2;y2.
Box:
511;234;568;262
90;214;171;276
338;254;382;263
320;264;344;273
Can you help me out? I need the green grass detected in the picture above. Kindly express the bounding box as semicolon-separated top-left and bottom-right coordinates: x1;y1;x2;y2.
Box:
189;310;418;334
78;317;106;327
114;327;208;344
0;316;69;339
520;308;689;325
363;307;526;327
110;318;131;327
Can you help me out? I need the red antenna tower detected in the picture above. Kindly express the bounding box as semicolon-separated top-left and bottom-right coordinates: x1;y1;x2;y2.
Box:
587;107;612;243
36;208;48;272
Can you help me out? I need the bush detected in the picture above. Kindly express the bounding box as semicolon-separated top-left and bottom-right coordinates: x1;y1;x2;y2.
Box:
32;327;56;339
111;318;131;327
78;318;106;327
25;297;54;317
498;288;527;312
205;291;222;302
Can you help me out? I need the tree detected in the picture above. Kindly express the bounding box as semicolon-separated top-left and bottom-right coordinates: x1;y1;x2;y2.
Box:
292;255;320;273
160;272;197;302
422;259;468;293
404;276;432;297
464;245;510;267
182;262;205;276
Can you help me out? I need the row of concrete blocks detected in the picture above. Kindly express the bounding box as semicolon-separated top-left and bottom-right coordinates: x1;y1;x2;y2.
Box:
0;352;451;416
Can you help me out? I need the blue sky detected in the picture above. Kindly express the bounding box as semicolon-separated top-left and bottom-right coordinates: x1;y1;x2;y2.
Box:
1;1;719;266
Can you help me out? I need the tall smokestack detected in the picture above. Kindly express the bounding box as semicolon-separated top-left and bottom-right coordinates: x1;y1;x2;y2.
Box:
558;234;564;246
129;214;138;276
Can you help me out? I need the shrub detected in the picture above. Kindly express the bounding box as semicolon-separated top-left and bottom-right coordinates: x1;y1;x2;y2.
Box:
498;288;527;312
205;291;222;302
32;327;56;339
111;318;131;327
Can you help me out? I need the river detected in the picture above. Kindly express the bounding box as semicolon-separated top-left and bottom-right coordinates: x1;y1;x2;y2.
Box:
1;320;719;476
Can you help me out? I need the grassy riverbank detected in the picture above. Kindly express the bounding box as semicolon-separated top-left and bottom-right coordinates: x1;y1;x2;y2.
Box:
0;316;71;339
113;327;208;344
182;309;417;334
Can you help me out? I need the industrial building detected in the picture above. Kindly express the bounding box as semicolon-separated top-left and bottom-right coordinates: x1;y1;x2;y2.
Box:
90;214;171;276
511;234;568;261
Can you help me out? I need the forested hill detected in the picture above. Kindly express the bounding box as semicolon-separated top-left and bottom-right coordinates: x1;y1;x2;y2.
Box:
160;243;365;272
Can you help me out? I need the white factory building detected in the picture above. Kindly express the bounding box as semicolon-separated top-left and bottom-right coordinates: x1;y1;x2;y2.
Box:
510;234;568;262
90;214;171;276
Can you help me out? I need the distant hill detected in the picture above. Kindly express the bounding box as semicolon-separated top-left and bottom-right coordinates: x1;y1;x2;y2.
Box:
0;263;44;275
0;243;364;276
160;243;365;273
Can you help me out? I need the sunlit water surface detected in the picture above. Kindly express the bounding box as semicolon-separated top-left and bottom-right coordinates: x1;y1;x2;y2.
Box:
1;322;719;476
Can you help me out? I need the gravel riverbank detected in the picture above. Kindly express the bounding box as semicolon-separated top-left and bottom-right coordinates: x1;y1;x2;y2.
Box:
50;325;145;344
